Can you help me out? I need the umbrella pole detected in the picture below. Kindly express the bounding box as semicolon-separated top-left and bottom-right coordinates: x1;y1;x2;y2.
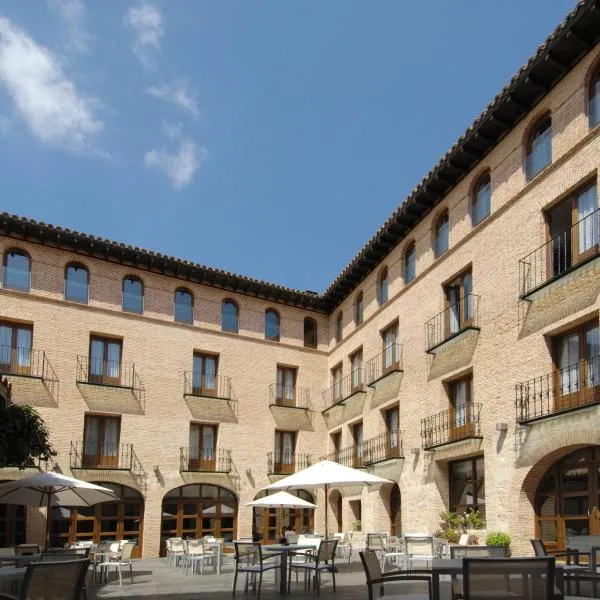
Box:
324;483;328;539
44;492;51;548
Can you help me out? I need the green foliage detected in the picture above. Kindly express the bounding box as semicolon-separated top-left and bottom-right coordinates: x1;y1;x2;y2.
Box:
434;511;461;543
464;508;486;530
0;404;56;468
352;519;362;532
486;532;511;547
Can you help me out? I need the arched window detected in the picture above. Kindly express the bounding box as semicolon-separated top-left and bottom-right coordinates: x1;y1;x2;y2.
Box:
335;312;343;343
434;210;449;258
472;172;491;226
354;292;364;326
174;288;193;324
377;267;388;305
404;242;416;284
525;114;552;181
303;318;317;349
64;263;89;303
589;67;600;128
265;309;280;341
122;276;144;314
222;300;239;333
3;249;30;292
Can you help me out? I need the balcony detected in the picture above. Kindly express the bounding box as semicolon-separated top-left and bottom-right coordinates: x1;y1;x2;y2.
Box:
70;441;144;474
268;384;313;431
366;343;403;386
0;346;59;407
322;369;366;414
179;447;232;473
322;444;365;469
421;402;482;450
267;452;311;476
425;295;480;354
363;431;404;465
519;207;600;299
515;356;600;424
76;355;145;414
183;372;237;422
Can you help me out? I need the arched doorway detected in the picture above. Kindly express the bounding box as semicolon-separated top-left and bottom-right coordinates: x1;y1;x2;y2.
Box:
0;480;26;547
390;484;401;535
50;483;144;557
535;446;600;551
252;490;314;543
329;490;342;533
161;484;237;555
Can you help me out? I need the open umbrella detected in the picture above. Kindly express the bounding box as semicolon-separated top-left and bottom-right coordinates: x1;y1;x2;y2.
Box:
0;472;117;546
247;491;316;509
265;460;392;537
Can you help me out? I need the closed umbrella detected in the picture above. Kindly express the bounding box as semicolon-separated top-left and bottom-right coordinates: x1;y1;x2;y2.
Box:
265;460;392;537
0;472;117;546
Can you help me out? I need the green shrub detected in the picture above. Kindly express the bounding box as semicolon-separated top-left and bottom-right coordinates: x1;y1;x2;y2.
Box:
486;532;511;547
464;508;486;530
434;527;460;543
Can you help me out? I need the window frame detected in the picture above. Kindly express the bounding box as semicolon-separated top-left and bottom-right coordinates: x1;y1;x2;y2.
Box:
276;365;297;406
434;210;449;258
471;172;491;227
189;423;218;470
192;352;219;397
64;263;89;304
274;430;296;473
381;321;400;375
354;292;364;326
404;242;416;284
0;320;33;376
350;347;363;393
3;249;31;292
335;312;343;343
303;317;318;349
88;336;123;386
589;65;600;129
377;267;389;305
525;113;552;181
449;455;485;516
351;421;364;466
174;288;194;324
265;308;281;342
221;299;239;334
443;267;474;336
82;414;122;468
331;363;343;403
448;374;474;439
122;276;144;314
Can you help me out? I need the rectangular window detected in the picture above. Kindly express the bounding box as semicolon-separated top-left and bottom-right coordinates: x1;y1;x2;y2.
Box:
385;407;400;450
274;430;296;474
0;321;32;375
89;336;122;385
352;421;364;467
381;322;400;374
192;353;218;397
444;269;473;336
350;349;363;393
276;366;297;407
449;456;485;517
331;364;343;403
449;375;474;439
83;414;121;468
189;424;217;470
552;320;600;411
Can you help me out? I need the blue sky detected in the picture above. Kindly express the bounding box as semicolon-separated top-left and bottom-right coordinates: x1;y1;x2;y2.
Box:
0;1;577;292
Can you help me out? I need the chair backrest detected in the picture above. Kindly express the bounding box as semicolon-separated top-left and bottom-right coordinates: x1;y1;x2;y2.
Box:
405;535;434;556
186;539;203;555
317;539;338;564
234;542;262;567
170;539;185;552
120;542;136;561
451;545;508;559
458;533;470;545
530;538;547;557
20;559;90;600
109;542;120;554
95;541;111;554
463;557;555;600
285;531;299;544
366;533;384;552
359;549;382;583
351;531;366;550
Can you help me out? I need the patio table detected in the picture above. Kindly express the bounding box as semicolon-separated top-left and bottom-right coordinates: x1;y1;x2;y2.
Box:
262;543;316;595
0;555;40;568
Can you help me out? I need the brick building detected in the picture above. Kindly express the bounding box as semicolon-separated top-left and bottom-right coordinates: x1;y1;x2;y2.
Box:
1;1;600;558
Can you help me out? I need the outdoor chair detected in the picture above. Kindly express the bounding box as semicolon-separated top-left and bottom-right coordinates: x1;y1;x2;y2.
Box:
404;534;435;569
232;542;281;599
184;539;216;575
359;549;432;600
449;546;509;599
530;538;582;564
463;557;555;600
367;533;406;571
167;538;185;567
0;558;89;600
95;542;136;585
287;539;338;595
336;532;352;561
349;531;366;562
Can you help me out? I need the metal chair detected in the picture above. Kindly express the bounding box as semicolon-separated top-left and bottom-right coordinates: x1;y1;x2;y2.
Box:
404;534;435;569
463;557;555;600
449;546;509;599
0;558;89;600
184;539;216;575
232;542;281;600
95;542;136;585
530;538;581;563
367;533;406;571
287;539;338;595
359;549;432;600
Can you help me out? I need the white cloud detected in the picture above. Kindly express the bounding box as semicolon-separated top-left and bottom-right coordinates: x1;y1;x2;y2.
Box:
144;138;207;190
124;2;164;69
47;0;91;54
147;80;199;118
0;17;102;151
162;121;182;139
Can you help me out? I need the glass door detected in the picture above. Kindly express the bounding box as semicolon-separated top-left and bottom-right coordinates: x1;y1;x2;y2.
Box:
89;338;121;385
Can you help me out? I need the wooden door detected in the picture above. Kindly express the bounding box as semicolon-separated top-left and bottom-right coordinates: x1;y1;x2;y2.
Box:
0;323;32;376
189;424;216;471
274;431;295;474
192;354;218;397
83;415;120;467
449;378;473;441
89;338;121;385
276;367;296;407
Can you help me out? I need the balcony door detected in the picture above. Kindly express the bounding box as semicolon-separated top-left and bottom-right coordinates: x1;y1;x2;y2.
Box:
276;366;296;407
382;323;399;375
274;431;296;474
331;431;342;462
89;337;121;385
352;422;364;468
189;424;217;471
350;350;363;393
449;377;474;440
0;322;32;376
553;322;600;411
386;407;400;457
444;270;473;336
192;353;218;397
83;415;120;467
331;364;343;403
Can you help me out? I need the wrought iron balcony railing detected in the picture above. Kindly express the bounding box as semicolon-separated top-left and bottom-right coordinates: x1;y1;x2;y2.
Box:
183;372;232;400
421;402;482;450
519;207;600;298
322;369;366;413
0;345;59;398
70;441;144;475
363;430;404;464
267;452;311;476
515;355;600;424
322;443;366;469
179;447;232;473
425;294;480;353
366;343;403;386
268;384;312;410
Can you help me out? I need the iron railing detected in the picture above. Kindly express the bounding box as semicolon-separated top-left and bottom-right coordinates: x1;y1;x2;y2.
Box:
425;294;480;352
0;345;59;399
268;384;312;410
515;356;600;423
519;207;600;297
183;372;232;400
322;369;366;412
421;402;482;449
267;452;311;475
366;343;403;385
363;430;404;464
179;447;232;473
70;441;144;474
322;443;366;469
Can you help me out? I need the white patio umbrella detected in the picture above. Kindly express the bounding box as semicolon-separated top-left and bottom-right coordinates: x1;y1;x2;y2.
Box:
265;460;392;537
0;472;118;546
247;491;316;510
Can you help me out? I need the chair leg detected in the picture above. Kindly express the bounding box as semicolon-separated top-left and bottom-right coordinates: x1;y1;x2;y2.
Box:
232;567;238;595
332;564;336;591
130;563;133;584
257;572;263;600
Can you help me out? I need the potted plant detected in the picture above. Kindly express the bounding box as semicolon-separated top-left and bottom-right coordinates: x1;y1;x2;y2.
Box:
434;511;462;544
486;531;511;556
